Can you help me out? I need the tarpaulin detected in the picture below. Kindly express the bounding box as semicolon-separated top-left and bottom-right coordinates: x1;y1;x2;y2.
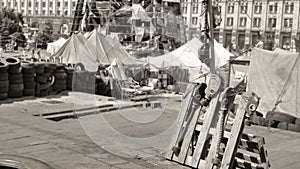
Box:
248;48;300;117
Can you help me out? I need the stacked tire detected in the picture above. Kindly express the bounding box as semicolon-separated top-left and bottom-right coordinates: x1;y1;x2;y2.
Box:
53;65;67;92
21;61;36;96
65;67;74;90
44;63;57;95
35;62;50;97
6;57;23;98
0;60;9;100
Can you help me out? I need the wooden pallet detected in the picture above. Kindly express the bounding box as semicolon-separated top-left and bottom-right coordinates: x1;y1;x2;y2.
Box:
166;84;270;169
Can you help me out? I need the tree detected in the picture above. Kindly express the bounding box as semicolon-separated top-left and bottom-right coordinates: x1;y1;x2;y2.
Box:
0;7;25;48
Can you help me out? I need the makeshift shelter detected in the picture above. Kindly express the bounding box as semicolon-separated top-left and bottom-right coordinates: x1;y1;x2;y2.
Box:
248;48;300;118
52;33;100;71
47;38;67;55
139;37;232;82
85;29;143;65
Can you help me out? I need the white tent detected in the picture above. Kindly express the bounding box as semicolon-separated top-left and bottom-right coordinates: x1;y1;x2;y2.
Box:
52;33;100;71
47;38;67;55
139;37;232;82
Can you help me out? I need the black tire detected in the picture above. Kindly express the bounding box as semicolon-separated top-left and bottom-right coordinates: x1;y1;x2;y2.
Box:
23;89;35;96
0;86;9;93
45;63;57;70
22;67;35;74
24;81;36;89
34;62;45;69
35;76;48;84
56;64;66;70
21;61;34;68
54;73;67;80
0;73;9;81
44;68;54;74
287;123;300;132
54;79;67;85
277;122;288;130
54;84;67;91
5;57;21;70
0;93;8;100
40;82;51;90
54;69;65;74
23;77;35;82
65;67;74;74
42;73;51;78
295;118;300;125
39;88;49;97
74;63;85;71
9;67;22;74
9;73;23;80
0;60;9;73
266;111;297;124
0;80;9;88
8;90;23;98
9;84;24;91
23;73;35;78
9;78;23;84
36;68;44;74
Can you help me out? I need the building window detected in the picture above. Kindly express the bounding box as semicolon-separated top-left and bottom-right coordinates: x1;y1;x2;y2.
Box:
22;2;24;6
28;2;31;6
240;3;248;14
42;10;45;15
227;4;234;14
253;18;261;27
183;17;187;23
193;4;198;14
284;18;293;27
285;2;294;14
192;17;198;25
35;2;38;6
42;2;46;7
65;2;68;7
226;17;233;26
269;3;278;14
57;2;61;7
239;17;247;27
182;6;187;14
254;2;262;14
268;18;276;28
50;2;53;6
57;10;61;16
73;2;76;7
15;2;18;6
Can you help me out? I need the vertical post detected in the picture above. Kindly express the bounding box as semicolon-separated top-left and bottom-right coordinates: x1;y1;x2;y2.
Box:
207;0;215;73
187;0;193;40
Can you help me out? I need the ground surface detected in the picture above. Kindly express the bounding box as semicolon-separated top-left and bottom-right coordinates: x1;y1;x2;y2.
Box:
0;92;299;169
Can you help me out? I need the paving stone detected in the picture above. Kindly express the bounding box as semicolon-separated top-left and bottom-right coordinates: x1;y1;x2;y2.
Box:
14;143;57;154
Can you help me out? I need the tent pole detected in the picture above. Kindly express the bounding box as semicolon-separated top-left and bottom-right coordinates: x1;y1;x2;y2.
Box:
207;0;215;74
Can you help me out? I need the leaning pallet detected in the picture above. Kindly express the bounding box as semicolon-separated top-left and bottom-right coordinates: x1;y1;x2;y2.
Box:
166;74;270;169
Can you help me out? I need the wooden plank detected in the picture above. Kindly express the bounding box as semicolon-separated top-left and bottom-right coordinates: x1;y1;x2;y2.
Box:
43;103;145;120
166;84;198;160
177;103;203;164
190;92;222;168
37;103;114;116
220;95;248;169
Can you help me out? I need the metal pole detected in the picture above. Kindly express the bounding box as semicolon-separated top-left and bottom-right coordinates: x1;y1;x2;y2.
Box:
207;0;215;74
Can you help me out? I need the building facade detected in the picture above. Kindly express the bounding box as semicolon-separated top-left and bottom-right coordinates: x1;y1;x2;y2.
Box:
0;0;77;33
181;0;299;52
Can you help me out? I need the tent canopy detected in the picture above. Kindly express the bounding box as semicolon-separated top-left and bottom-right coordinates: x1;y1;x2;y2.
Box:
47;37;67;55
139;37;232;82
85;28;143;65
52;33;100;71
248;48;300;118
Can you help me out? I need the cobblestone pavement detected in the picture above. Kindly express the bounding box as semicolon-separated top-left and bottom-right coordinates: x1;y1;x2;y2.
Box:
0;92;299;169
